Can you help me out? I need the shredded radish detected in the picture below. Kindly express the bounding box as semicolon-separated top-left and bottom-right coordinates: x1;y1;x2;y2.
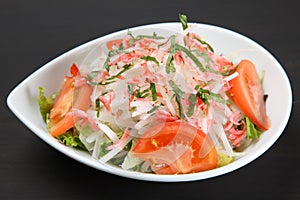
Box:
224;71;239;82
106;127;130;150
96;122;119;143
91;134;102;158
99;136;132;163
47;25;268;174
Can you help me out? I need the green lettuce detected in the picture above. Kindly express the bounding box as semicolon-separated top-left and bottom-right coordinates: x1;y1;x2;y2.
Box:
38;87;54;122
245;117;262;139
217;152;234;167
56;129;87;151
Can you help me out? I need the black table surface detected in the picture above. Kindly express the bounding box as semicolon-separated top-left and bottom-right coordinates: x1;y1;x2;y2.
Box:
1;0;299;199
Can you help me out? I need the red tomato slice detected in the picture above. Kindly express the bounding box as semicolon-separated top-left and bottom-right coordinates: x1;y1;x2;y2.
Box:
229;60;270;130
106;39;123;50
132;122;217;174
50;76;74;126
50;64;93;137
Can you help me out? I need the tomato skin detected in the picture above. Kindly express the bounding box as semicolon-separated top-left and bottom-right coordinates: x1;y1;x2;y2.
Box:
50;76;75;125
132;122;217;174
229;60;270;130
50;112;75;137
73;81;93;111
50;64;93;137
106;39;123;50
70;63;80;76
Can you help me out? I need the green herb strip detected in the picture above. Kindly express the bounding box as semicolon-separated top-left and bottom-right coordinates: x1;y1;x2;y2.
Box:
169;80;185;99
179;14;188;30
192;50;213;70
138;89;150;98
150;82;157;101
166;35;176;74
147;105;160;114
141;56;159;65
194;37;214;53
175;94;185;119
174;44;206;72
128;84;135;95
169;80;186;119
95;98;100;118
106;64;132;81
128;83;150;98
210;93;231;105
128;31;165;45
87;79;116;86
104;44;125;71
195;86;210;105
87;64;131;86
195;85;230;105
187;93;197;117
135;34;165;41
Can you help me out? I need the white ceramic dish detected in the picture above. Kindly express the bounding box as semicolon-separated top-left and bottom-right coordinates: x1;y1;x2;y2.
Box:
7;22;292;182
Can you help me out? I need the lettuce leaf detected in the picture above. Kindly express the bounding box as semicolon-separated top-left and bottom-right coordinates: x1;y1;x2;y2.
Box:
38;87;54;122
245;117;262;139
56;129;87;151
217;152;234;167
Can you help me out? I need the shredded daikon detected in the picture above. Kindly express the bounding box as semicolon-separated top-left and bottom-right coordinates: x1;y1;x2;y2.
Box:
46;24;266;174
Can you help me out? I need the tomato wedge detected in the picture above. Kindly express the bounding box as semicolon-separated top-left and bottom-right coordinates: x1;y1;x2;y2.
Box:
49;64;93;137
132;122;217;174
106;39;123;50
229;59;270;130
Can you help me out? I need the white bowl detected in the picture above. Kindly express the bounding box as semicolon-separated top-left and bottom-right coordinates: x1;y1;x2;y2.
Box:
7;22;292;182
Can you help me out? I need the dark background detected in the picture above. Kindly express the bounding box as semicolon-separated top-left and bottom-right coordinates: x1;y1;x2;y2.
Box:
1;0;299;199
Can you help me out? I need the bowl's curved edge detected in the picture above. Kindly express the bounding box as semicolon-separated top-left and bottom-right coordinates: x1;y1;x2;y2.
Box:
6;22;293;182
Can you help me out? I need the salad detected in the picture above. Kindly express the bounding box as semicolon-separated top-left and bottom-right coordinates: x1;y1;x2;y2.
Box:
38;15;270;174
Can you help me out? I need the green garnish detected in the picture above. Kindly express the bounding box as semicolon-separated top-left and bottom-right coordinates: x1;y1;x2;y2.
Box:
174;43;206;72
245;117;262;139
104;43;125;71
169;80;185;99
192;50;214;70
56;129;87;151
195;86;210;105
128;31;165;45
88;80;116;86
166;35;176;74
175;94;185;119
169;80;186;118
95;98;100;118
38;87;54;122
179;14;188;30
187;93;197;117
193;37;214;53
217;152;234;167
87;71;99;81
88;64;132;86
106;64;132;80
141;56;160;65
128;84;150;99
195;85;230;105
127;83;135;95
135;33;165;40
150;82;157;101
147;105;160;114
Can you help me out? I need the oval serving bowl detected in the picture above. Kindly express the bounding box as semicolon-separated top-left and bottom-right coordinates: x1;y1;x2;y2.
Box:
7;22;292;182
